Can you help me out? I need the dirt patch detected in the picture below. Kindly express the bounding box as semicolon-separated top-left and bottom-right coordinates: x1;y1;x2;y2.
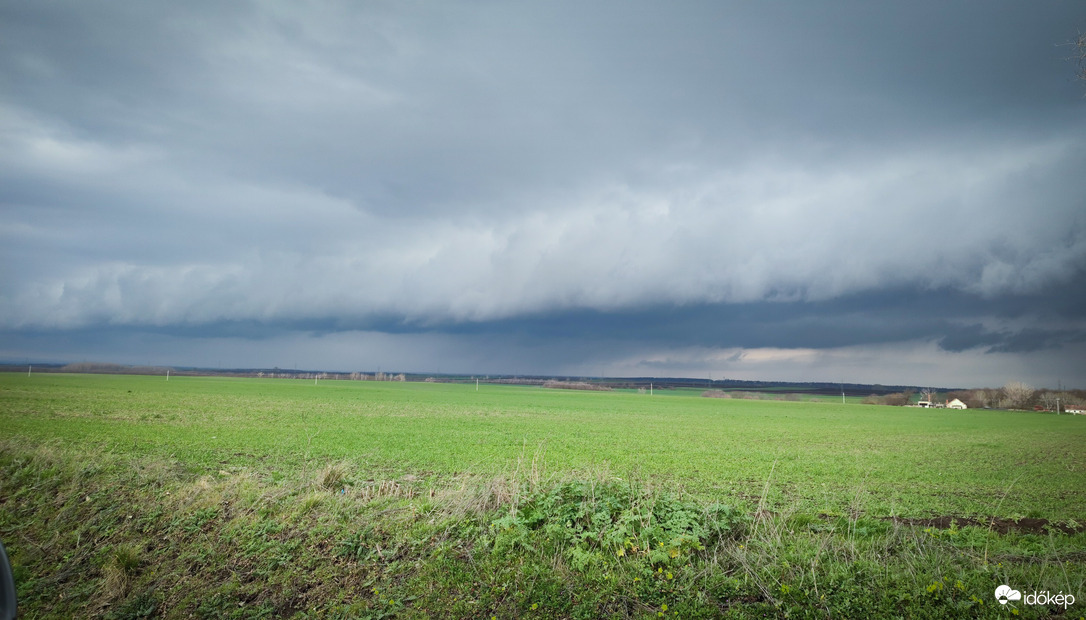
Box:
887;515;1085;535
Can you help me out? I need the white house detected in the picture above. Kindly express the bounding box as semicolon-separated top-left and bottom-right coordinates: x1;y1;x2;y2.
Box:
947;398;968;410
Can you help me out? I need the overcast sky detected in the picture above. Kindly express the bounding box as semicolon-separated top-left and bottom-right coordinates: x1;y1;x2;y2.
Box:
2;1;1085;387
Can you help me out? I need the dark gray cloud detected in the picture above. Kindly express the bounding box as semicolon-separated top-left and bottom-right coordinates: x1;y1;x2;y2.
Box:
2;1;1085;386
941;325;1086;354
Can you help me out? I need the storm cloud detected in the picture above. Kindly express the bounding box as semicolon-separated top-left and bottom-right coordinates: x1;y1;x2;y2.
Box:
2;1;1085;386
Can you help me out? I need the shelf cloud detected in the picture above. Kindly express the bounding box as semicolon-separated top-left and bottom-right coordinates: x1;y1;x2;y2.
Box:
2;1;1085;386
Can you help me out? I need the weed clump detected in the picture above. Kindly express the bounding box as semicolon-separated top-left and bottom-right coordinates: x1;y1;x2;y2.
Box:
489;480;747;568
105;589;159;620
99;543;142;603
317;462;348;491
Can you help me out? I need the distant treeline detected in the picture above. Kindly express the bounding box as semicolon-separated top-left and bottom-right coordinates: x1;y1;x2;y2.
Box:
859;382;1086;411
702;390;802;401
542;380;613;391
61;362;170;375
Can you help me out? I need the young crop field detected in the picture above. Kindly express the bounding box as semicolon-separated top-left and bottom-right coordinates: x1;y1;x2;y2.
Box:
2;373;1084;618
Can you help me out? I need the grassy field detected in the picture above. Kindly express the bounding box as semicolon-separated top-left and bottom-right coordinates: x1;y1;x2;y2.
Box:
2;373;1084;618
4;373;1082;518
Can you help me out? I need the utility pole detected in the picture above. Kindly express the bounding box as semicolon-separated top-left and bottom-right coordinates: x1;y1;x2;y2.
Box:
166;369;170;381
27;364;31;378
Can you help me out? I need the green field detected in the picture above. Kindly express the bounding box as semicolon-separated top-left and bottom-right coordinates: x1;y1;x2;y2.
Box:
4;373;1081;518
2;373;1084;618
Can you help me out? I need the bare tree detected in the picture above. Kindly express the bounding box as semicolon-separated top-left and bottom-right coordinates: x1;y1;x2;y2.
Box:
1039;391;1060;411
1000;381;1035;410
882;392;910;406
972;389;994;408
